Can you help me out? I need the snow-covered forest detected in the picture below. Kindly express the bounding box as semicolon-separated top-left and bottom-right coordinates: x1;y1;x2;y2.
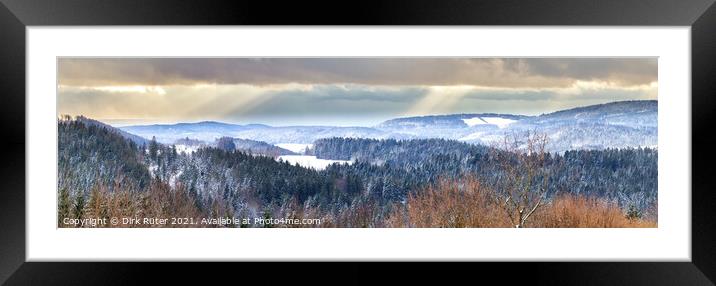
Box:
57;101;658;228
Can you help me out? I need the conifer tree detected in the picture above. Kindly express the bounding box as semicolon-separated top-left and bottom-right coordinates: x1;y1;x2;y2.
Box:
73;194;86;222
88;185;109;223
149;136;159;161
58;188;71;226
626;204;642;220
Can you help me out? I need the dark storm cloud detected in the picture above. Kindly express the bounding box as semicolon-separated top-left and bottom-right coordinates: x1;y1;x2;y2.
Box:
58;58;657;88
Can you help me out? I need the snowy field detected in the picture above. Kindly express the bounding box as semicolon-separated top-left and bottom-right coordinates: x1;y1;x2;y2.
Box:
462;117;517;128
275;143;313;154
277;155;351;170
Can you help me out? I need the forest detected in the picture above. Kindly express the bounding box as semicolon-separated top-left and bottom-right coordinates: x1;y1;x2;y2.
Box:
57;116;657;228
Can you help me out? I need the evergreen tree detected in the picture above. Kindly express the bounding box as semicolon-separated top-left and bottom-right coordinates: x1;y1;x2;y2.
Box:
58;188;71;226
149;136;159;161
87;186;109;222
216;137;236;151
626;204;642;220
262;208;274;228
73;194;86;221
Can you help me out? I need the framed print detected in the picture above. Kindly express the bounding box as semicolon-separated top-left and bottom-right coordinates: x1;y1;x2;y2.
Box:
2;0;716;284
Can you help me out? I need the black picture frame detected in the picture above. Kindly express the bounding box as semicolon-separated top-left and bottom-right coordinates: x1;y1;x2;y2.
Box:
1;0;715;284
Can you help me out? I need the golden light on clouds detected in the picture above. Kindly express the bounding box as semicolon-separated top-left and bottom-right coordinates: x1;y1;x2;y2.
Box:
405;85;476;116
57;58;658;126
58;85;168;94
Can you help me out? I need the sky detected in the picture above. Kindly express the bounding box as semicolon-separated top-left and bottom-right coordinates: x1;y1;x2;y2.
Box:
57;58;657;127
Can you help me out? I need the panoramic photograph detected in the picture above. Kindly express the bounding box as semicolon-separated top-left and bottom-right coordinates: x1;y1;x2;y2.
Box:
57;58;658;228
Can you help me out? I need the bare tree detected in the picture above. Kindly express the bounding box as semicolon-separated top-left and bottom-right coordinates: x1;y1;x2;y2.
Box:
491;130;554;228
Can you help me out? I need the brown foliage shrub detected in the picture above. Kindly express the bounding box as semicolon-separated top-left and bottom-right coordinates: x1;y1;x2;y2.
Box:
61;180;205;228
532;195;657;228
385;177;657;228
61;177;656;228
139;181;204;227
387;177;510;228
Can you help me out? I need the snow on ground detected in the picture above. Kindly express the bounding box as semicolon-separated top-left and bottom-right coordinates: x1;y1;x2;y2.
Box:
481;117;517;128
458;132;484;141
175;144;200;154
148;164;158;177
275;143;313;154
277;155;351;170
169;170;183;187
462;117;517;128
549;130;564;140
462;117;488;127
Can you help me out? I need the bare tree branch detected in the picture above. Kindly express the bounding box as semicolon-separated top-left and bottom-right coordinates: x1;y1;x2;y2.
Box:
491;130;552;228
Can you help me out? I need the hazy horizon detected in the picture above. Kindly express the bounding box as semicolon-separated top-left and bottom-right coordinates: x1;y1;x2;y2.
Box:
69;99;654;128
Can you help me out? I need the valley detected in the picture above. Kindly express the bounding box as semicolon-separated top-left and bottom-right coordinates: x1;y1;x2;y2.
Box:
57;100;658;228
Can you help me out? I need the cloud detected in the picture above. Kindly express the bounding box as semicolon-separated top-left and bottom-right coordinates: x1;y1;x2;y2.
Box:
267;85;427;102
58;58;657;88
505;58;658;86
461;80;657;102
58;79;657;126
463;90;556;101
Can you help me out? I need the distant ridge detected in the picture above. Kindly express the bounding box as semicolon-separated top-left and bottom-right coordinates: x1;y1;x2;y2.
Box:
112;100;657;152
73;115;150;146
539;100;657;118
